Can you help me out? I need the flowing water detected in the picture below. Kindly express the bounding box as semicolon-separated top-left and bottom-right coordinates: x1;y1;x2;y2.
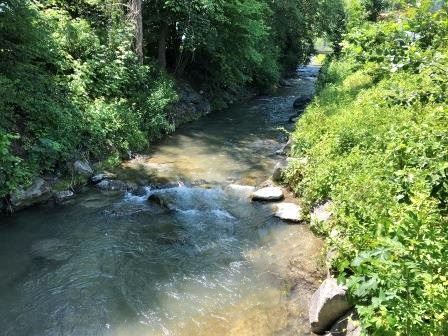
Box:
0;65;324;336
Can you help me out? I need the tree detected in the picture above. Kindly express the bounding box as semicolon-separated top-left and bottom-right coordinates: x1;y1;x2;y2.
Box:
127;0;143;61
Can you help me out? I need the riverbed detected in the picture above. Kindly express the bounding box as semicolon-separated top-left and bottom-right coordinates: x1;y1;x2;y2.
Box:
0;64;324;336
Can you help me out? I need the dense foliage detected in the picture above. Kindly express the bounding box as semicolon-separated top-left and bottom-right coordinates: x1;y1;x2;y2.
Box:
0;0;340;200
143;0;334;107
0;0;176;197
286;1;448;334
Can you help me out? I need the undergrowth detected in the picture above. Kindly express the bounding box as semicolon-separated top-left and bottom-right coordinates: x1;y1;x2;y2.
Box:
285;3;448;335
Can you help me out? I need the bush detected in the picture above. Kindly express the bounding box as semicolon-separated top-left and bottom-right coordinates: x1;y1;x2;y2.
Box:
0;1;177;198
286;4;448;335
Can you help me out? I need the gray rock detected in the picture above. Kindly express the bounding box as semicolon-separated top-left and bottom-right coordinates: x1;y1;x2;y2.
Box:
277;138;293;156
252;187;284;201
293;95;312;109
10;178;52;209
225;184;256;199
273;202;303;222
309;278;353;334
311;201;333;224
170;83;211;126
147;194;176;210
73;160;94;177
90;173;116;184
272;160;288;183
327;310;362;336
53;190;75;204
95;179;137;192
30;239;72;261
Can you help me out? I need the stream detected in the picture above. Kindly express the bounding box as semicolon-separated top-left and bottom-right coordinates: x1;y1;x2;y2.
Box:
0;64;324;336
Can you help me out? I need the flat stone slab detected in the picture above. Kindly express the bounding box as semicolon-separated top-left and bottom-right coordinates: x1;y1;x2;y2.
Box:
251;187;284;201
273;202;303;222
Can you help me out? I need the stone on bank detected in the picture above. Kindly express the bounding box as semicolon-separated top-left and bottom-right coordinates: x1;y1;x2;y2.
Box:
327;310;362;336
251;186;284;201
10;177;52;210
73;160;94;177
273;202;303;223
309;278;353;334
272;160;288;183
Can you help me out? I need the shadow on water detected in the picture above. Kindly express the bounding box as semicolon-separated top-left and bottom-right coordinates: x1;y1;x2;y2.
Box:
116;71;317;186
0;65;324;336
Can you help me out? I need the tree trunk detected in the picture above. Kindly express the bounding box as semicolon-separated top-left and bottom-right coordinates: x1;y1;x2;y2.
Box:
158;21;169;69
127;0;143;62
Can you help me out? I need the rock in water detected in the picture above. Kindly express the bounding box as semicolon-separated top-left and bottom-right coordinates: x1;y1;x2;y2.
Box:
95;179;137;192
309;278;353;334
293;95;312;109
251;187;284;201
53;190;75;204
273;203;303;222
73;160;94;177
90;172;117;184
276;137;293;156
147;194;176;210
30;239;72;262
10;178;52;210
225;184;256;199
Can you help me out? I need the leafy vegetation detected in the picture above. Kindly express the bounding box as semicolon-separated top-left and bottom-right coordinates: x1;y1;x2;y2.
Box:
0;0;176;197
286;1;448;334
0;0;339;200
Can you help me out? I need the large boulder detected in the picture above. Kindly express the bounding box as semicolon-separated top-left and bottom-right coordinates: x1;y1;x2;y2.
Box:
73;160;94;177
251;187;284;201
327;310;362;336
273;202;303;223
309;278;353;334
10;178;52;209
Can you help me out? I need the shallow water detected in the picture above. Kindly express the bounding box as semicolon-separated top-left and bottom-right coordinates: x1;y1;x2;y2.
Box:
0;65;323;336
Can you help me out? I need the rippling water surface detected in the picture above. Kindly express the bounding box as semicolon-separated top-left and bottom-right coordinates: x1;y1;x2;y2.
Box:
0;65;323;336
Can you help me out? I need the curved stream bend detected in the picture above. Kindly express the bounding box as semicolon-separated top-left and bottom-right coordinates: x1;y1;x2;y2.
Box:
0;64;324;336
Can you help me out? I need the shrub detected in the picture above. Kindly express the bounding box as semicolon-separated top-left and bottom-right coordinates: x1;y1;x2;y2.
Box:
286;4;448;335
